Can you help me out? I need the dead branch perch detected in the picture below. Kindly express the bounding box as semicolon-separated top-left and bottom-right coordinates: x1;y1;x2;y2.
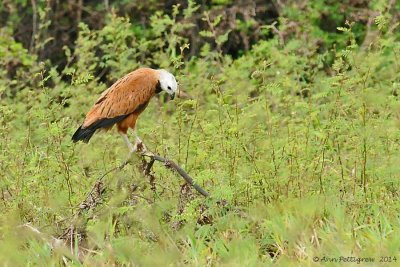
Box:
63;139;209;244
59;140;212;253
142;152;209;197
130;139;209;197
78;139;208;213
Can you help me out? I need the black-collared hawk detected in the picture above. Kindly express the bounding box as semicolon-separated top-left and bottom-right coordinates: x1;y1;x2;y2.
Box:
72;67;177;152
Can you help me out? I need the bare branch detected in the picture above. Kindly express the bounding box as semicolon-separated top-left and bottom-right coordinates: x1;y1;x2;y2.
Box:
59;139;209;245
76;139;208;214
142;152;209;197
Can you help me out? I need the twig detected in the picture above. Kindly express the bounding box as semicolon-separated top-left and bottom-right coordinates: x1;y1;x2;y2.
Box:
60;139;209;242
142;152;209;197
75;139;208;214
121;139;209;197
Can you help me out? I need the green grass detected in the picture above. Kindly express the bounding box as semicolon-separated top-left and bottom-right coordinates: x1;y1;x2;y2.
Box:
1;2;400;266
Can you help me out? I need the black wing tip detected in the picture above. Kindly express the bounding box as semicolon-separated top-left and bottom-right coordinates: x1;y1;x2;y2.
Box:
71;115;129;144
72;125;95;143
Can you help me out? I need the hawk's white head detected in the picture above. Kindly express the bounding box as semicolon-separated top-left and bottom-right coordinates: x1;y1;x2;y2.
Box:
157;69;178;100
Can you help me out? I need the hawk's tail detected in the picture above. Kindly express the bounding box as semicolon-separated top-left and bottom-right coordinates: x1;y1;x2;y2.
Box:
71;114;130;143
71;125;96;143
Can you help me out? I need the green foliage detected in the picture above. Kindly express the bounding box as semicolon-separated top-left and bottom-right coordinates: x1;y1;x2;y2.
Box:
1;1;400;265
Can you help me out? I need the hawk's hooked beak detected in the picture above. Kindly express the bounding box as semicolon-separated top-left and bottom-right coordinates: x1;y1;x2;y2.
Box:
170;92;175;100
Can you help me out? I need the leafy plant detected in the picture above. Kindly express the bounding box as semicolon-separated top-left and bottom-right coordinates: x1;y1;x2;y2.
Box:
0;0;399;265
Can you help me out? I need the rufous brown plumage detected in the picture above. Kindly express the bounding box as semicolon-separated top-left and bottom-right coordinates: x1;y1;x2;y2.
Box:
72;67;177;145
